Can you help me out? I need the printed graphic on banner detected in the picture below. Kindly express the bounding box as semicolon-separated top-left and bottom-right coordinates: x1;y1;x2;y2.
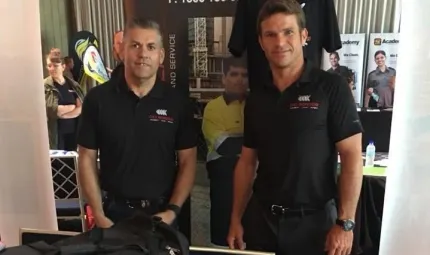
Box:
188;17;248;102
68;31;100;87
321;34;366;106
364;33;399;108
125;0;238;94
75;38;110;84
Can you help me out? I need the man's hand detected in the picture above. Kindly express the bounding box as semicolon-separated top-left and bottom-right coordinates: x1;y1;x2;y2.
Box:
325;225;353;255
94;213;114;228
154;210;176;225
227;220;245;250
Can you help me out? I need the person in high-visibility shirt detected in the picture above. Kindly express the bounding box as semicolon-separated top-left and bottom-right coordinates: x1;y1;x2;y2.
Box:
202;57;248;247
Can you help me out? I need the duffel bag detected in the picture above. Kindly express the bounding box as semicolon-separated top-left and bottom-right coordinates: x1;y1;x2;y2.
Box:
1;211;188;255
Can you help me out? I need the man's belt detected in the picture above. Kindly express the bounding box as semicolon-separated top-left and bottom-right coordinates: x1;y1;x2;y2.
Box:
269;199;335;217
105;194;167;209
270;204;319;217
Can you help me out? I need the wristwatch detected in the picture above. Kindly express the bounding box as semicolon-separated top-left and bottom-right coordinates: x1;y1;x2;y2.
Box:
336;219;355;231
166;204;181;216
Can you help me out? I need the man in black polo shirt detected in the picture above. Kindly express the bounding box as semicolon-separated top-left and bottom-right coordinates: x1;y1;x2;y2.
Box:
227;1;363;255
77;18;197;228
228;0;341;91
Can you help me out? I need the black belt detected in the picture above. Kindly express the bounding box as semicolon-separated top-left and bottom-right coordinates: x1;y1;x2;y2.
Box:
270;204;319;217
105;194;167;210
269;199;334;217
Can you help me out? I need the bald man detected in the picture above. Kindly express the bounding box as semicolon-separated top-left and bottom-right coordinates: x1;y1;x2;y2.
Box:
107;30;124;74
113;30;123;62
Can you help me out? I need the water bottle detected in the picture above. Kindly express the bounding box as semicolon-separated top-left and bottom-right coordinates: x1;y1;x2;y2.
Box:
371;92;380;102
365;141;376;167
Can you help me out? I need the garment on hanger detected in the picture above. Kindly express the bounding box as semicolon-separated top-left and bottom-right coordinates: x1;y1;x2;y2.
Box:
228;0;342;90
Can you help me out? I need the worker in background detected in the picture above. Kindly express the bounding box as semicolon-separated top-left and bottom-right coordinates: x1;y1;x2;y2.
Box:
107;30;124;74
202;56;248;247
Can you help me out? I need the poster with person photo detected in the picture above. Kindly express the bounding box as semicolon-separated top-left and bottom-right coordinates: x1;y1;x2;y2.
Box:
365;33;399;108
123;0;239;96
188;17;248;102
321;33;366;106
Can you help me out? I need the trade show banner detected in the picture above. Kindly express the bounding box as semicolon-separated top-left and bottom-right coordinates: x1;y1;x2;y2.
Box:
364;33;399;108
321;34;366;106
123;0;246;101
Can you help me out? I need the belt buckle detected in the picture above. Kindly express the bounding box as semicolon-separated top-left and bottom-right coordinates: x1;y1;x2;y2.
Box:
271;204;287;215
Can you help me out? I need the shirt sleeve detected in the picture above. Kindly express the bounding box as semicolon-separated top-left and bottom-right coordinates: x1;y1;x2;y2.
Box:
323;0;342;52
175;97;198;150
243;95;258;149
77;88;99;150
326;74;363;143
228;0;247;57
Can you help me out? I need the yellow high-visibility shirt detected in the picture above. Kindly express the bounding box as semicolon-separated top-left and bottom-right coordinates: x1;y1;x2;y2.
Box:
202;96;245;162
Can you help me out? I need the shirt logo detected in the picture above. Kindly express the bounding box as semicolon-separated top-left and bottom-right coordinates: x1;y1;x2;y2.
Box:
156;109;167;116
290;94;319;110
298;95;311;102
149;109;174;123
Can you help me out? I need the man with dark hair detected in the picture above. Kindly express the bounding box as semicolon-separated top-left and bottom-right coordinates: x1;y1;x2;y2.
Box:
229;0;341;91
327;52;351;81
227;0;363;254
202;56;248;247
77;18;197;228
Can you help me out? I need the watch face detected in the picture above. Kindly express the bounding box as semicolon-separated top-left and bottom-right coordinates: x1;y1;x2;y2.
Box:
337;219;355;231
343;220;355;231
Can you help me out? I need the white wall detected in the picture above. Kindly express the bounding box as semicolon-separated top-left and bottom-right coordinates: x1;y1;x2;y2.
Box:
0;0;58;246
379;0;430;254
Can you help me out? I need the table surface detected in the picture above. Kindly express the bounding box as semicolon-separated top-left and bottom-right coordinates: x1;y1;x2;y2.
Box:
363;166;386;177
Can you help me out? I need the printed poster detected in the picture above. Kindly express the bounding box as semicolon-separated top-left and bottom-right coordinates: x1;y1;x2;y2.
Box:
123;0;243;99
322;33;366;106
364;33;399;108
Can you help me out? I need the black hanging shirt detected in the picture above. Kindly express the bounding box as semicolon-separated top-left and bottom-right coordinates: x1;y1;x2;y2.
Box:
228;0;342;91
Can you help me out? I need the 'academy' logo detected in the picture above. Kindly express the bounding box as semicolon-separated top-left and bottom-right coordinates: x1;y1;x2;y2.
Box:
156;109;167;116
342;40;360;45
374;38;399;45
298;95;311;102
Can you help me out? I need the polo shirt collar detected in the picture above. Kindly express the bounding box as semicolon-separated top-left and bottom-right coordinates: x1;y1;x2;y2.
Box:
114;67;166;98
223;92;246;105
265;58;313;89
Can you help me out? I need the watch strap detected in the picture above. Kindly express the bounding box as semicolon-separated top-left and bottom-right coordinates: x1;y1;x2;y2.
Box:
166;204;181;216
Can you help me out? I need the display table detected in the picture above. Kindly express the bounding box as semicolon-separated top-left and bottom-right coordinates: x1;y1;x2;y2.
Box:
49;150;86;232
358;110;392;152
353;155;387;255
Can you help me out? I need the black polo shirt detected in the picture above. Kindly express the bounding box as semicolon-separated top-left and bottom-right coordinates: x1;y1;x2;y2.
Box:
229;0;341;91
55;81;77;134
244;60;362;207
77;73;197;200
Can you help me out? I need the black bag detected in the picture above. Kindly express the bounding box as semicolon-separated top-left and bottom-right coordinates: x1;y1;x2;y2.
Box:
2;212;189;255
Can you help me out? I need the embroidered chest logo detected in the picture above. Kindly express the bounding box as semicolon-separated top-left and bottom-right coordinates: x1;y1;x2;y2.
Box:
290;95;320;110
149;109;174;123
156;109;167;116
298;95;311;102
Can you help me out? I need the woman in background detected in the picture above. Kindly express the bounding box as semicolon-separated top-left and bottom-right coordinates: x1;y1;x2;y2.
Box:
44;52;85;150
